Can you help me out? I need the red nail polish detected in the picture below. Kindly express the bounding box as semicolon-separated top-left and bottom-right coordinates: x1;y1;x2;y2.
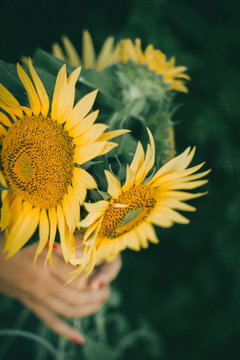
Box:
71;337;84;345
97;281;105;289
46;241;58;249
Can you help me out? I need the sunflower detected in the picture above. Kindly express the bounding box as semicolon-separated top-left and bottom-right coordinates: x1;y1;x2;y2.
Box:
52;31;120;71
120;39;190;93
67;129;209;282
0;59;127;264
52;33;189;93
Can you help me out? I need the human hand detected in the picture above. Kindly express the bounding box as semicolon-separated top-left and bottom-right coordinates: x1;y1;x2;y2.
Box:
0;232;121;344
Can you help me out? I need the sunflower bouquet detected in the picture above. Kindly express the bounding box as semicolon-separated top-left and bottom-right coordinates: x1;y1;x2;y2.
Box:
0;31;209;287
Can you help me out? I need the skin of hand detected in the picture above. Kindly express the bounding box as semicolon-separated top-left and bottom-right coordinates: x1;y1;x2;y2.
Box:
0;232;121;344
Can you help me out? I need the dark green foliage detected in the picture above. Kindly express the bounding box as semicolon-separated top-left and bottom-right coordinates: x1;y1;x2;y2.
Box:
0;0;240;359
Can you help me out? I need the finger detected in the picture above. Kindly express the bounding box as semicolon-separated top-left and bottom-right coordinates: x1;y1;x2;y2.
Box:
47;279;110;308
49;254;89;288
50;244;89;288
30;267;90;307
27;265;81;305
47;287;109;318
89;256;122;289
22;298;85;344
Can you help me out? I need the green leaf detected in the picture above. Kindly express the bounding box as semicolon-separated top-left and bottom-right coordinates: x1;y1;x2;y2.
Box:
32;49;123;111
0;60;27;105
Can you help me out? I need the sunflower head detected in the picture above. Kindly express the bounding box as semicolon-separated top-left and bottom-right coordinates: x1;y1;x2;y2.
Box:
120;38;190;93
52;32;190;94
67;129;210;283
50;33;190;165
1;114;75;208
0;59;128;264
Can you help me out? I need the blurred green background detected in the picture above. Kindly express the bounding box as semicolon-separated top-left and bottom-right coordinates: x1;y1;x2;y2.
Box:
0;0;240;359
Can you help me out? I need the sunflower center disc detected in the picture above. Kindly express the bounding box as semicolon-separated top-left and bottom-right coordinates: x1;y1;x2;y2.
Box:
1;115;75;208
100;185;156;238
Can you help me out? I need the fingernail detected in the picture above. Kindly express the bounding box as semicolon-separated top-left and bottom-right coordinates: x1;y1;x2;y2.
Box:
91;281;104;290
97;281;105;289
71;336;84;345
46;241;58;250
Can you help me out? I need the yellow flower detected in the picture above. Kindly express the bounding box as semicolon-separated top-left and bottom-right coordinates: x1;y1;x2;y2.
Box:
52;31;120;71
68;129;209;283
0;59;127;264
120;39;190;93
53;33;189;93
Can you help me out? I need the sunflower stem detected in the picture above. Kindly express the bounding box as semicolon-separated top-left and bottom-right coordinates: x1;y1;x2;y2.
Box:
0;329;59;359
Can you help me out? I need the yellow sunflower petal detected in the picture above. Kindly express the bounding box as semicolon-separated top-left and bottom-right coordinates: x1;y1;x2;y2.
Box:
0;103;18;121
83;30;96;68
17;63;41;116
167;179;208;190
148;211;173;227
56;67;81;124
82;220;102;246
79;210;104;228
51;65;67;121
34;208;49;263
67;245;97;284
57;204;75;263
72;180;87;205
6;206;40;258
65;90;98;131
161;190;208;201
105;170;122;199
0;124;7;136
28;58;49;117
8;195;23;229
130;141;145;173
152;166;210;189
73;124;109;146
52;42;66;62
151;207;189;225
179;169;211;182
122;165;135;191
74;141;106;164
96;37;112;67
62;36;82;67
0;83;22;111
157;198;196;212
97;129;130;142
150;147;191;180
96;36;120;70
68;110;99;137
45;207;57;266
0;191;12;230
73;167;97;190
125;231;141;250
67;186;81;228
84;200;109;215
0;172;7;187
62;186;80;233
170;81;188;93
141;222;159;244
0;112;12;127
98;141;118;156
134;226;149;248
135;128;155;185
